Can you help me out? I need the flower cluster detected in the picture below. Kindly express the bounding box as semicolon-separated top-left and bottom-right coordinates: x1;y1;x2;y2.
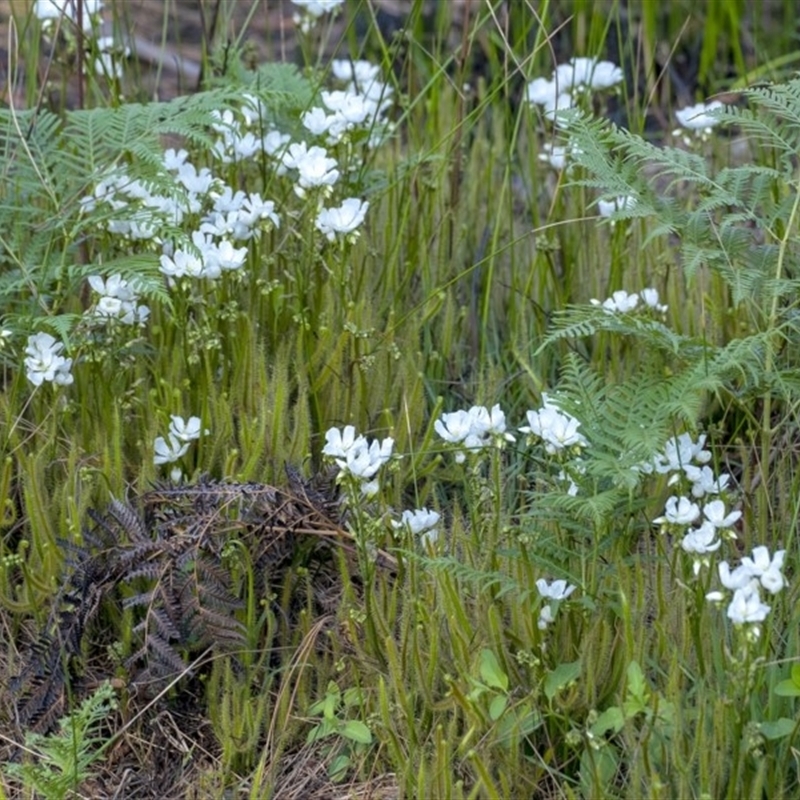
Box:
160;231;248;280
34;0;103;33
315;198;370;241
68;62;394;391
323;425;394;496
706;546;785;634
647;432;732;498
538;141;584;171
24;333;73;387
526;56;623;123
282;143;340;197
597;195;637;220
94;35;130;79
536;578;577;630
434;405;515;463
392;507;440;547
80;154;217;241
87;274;149;325
648;432;741;573
302;66;393;146
590;287;668;314
519;395;587;455
154;414;207;471
292;0;344;33
673;100;723;144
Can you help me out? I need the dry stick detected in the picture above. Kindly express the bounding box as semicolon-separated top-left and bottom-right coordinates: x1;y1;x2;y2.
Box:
124;36;201;85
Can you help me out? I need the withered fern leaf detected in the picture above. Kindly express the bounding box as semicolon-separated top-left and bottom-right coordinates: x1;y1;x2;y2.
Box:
12;473;351;729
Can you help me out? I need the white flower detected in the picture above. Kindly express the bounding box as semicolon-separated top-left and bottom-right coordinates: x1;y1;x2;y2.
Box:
321;90;373;126
360;479;380;498
543;92;575;123
94;35;130;79
684;465;730;497
536;578;576;601
212;239;248;272
34;0;103;31
159;247;203;279
435;405;513;456
590;289;639;313
323;426;393;480
176;162;216;195
718;561;755;591
154;434;190;466
335;436;394;480
263;130;291;160
727;583;770;625
639;288;668;313
520;396;587;454
680;521;721;555
741;546;786;595
163;148;189;171
703;499;742;530
470;404;516;444
653;432;712;474
539;142;571;170
586;60;624;90
526;77;558;106
323;425;359;458
315;198;369;241
290;145;339;194
200;210;248;240
461;405;501;443
331;59;381;86
675;101;723;131
393;508;440;535
302;107;334;136
292;0;343;18
240;194;280;229
435;409;477;445
169;415;204;443
653;495;700;526
87;273;148;325
598;195;636;217
24;332;73;387
210;186;247;214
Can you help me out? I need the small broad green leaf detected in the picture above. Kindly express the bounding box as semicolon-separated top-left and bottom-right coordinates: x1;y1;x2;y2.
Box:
626;661;647;701
622;660;650;716
591;706;625;737
340;720;373;745
328;754;351;783
760;718;797;740
544;660;582;701
774;679;800;697
489;694;509;721
579;742;618;796
343;687;365;708
322;681;340;720
496;703;543;743
791;663;800;687
479;649;509;692
306;721;335;744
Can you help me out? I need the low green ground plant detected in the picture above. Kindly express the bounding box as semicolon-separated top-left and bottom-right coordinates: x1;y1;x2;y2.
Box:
2;0;800;797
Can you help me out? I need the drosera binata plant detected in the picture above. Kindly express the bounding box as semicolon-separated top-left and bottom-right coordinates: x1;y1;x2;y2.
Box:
5;1;800;797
